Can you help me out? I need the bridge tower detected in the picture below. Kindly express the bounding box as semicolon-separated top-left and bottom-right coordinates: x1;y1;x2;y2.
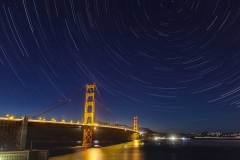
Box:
132;116;139;140
133;116;139;132
82;83;96;147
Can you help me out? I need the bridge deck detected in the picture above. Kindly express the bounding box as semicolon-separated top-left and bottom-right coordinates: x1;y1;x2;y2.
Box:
0;117;138;133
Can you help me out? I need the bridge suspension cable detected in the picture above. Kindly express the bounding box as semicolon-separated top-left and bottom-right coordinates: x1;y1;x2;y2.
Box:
31;84;87;119
94;85;120;124
32;98;71;118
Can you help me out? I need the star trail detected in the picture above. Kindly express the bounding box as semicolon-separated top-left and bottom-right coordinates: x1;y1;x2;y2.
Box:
0;0;240;132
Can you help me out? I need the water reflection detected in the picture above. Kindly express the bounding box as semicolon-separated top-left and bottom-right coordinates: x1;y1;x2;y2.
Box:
81;148;103;160
50;140;144;160
50;140;240;160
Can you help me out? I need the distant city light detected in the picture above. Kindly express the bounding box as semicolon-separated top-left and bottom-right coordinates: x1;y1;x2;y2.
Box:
169;135;177;141
154;136;161;141
153;136;166;141
93;144;100;147
181;137;186;141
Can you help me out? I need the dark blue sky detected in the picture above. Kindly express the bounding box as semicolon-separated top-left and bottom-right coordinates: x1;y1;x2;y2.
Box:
0;0;240;132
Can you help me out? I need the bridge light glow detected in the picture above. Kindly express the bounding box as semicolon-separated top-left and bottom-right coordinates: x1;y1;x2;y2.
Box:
8;115;14;120
51;118;56;122
5;114;15;120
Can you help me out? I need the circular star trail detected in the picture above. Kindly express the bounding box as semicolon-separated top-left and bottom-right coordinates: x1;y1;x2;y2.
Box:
0;0;240;131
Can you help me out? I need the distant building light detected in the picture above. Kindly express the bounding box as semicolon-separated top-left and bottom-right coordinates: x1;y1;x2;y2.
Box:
94;144;100;147
181;137;186;141
93;140;99;144
153;136;161;141
139;131;145;135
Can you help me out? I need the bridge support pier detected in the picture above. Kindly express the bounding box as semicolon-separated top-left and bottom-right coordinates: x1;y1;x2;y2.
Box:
19;116;28;150
82;126;93;147
131;133;140;140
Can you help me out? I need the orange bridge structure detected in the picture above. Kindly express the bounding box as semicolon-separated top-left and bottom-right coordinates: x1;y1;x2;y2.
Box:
0;83;140;151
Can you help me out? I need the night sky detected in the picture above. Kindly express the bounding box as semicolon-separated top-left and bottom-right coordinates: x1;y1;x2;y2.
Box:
0;0;240;132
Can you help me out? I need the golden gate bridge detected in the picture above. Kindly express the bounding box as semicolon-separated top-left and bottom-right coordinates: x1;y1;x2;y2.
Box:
0;83;140;151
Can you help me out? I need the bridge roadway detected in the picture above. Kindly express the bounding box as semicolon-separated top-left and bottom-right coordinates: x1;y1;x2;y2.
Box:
0;116;139;151
0;116;138;133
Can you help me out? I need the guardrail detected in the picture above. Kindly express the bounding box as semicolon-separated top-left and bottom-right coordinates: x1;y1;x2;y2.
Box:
0;150;48;160
0;151;29;160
